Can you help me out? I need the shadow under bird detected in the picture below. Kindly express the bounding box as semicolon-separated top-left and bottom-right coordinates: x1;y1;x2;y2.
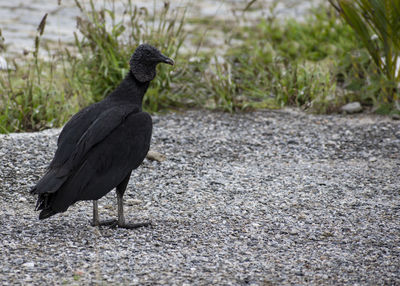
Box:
31;44;174;229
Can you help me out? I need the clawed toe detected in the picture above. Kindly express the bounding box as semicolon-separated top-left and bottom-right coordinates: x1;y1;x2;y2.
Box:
118;221;151;229
91;219;151;229
91;219;118;227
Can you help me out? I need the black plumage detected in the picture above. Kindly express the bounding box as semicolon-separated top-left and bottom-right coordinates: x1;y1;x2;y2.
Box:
31;44;174;228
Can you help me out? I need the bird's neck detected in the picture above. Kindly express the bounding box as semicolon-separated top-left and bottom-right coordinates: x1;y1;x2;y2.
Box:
108;71;150;107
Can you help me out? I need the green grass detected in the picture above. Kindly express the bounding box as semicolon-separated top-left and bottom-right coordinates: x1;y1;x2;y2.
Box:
0;14;84;132
329;0;400;113
182;5;360;113
71;0;187;108
0;1;399;133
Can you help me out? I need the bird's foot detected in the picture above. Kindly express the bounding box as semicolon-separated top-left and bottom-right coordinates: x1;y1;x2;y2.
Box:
91;219;118;227
117;221;151;229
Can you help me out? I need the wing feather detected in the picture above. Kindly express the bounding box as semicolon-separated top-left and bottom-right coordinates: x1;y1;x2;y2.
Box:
32;104;139;195
49;111;152;213
50;102;104;168
59;105;140;176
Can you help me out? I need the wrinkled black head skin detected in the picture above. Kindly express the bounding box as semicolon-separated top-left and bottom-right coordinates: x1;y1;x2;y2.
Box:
130;44;174;82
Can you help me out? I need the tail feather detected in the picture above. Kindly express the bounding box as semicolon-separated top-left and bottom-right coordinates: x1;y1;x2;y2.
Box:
39;207;57;220
34;193;50;211
33;192;58;219
31;169;68;219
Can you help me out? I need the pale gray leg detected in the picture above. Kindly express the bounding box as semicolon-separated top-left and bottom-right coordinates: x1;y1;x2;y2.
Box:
92;200;99;226
91;200;117;227
117;192;126;226
116;173;151;229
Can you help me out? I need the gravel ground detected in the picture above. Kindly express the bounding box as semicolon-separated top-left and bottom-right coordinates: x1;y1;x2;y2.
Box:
0;109;399;285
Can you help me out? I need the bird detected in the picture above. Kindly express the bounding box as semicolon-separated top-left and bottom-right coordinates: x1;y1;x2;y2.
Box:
30;44;174;229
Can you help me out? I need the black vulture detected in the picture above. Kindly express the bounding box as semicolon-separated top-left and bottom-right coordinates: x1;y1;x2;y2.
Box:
31;44;174;229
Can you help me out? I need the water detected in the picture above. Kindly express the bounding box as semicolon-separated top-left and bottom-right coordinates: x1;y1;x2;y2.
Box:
0;0;323;57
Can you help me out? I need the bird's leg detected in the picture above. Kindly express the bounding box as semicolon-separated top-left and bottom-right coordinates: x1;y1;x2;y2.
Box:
92;200;99;226
91;200;117;227
117;192;126;226
116;173;151;229
116;192;150;229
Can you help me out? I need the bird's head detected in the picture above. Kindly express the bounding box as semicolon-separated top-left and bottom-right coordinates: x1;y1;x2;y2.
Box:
129;44;174;83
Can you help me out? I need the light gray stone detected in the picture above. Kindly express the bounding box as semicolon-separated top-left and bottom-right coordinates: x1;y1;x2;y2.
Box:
22;262;35;268
341;102;362;114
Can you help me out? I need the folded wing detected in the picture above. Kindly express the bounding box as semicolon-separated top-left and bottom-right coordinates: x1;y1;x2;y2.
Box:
31;104;152;218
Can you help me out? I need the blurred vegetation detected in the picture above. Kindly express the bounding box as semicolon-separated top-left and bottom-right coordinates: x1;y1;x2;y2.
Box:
0;0;399;133
328;0;400;114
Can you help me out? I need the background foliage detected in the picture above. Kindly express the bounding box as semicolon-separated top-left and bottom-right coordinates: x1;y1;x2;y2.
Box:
329;0;400;113
0;0;399;133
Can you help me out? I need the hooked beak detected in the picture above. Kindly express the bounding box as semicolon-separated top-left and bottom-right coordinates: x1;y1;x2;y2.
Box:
161;55;174;66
